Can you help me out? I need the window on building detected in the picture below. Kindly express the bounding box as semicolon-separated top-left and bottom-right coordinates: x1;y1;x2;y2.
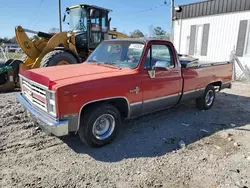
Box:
194;25;203;55
236;20;250;57
245;22;250;55
189;24;210;56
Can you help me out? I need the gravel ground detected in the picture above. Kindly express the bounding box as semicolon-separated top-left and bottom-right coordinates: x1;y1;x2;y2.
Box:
1;82;250;188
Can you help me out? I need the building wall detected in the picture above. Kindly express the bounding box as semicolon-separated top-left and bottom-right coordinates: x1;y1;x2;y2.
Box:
174;11;250;68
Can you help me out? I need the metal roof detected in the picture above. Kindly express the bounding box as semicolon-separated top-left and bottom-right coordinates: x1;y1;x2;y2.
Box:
174;0;250;20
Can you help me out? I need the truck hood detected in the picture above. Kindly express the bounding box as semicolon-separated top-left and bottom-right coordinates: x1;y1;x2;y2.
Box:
20;63;128;89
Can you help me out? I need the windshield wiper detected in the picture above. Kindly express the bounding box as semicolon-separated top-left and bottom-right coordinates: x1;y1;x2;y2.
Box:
88;61;121;69
88;59;97;63
103;62;116;65
103;62;121;69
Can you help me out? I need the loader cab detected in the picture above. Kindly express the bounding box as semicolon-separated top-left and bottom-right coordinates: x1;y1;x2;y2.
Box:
65;4;111;58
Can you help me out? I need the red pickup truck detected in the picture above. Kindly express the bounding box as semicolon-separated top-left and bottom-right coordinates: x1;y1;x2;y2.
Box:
17;39;232;147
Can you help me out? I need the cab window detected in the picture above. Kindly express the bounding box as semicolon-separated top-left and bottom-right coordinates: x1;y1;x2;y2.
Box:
101;15;108;32
144;44;174;69
91;10;101;32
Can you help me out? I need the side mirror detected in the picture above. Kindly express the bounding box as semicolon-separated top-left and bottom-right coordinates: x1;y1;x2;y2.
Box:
90;9;95;17
154;61;172;70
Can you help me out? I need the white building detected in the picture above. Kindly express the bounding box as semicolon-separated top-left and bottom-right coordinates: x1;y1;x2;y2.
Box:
173;0;250;71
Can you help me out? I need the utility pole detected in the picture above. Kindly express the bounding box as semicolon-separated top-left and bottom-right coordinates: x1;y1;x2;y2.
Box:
170;0;174;42
59;0;62;32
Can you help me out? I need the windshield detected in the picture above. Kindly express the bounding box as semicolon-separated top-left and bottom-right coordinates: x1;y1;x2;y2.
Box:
87;41;145;69
69;8;87;32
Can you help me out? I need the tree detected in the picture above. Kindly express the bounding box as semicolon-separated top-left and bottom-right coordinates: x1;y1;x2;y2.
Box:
148;25;155;37
9;36;16;43
154;27;166;36
153;27;170;40
0;37;16;45
130;30;145;38
48;28;60;34
3;37;11;43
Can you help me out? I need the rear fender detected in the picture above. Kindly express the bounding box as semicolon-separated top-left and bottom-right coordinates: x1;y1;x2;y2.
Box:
207;80;222;91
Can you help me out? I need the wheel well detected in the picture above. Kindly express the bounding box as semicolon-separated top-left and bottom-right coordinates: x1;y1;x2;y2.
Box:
79;98;129;120
209;81;222;91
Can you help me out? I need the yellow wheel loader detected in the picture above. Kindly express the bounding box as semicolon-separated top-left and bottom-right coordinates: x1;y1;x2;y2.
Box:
0;4;128;92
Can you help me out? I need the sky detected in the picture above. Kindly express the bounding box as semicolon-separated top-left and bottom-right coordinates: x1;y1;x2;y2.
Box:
0;0;201;38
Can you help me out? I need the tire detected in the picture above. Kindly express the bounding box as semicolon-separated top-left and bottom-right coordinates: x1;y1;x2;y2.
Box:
8;59;23;86
0;72;7;86
196;85;215;110
40;50;78;67
78;103;121;148
4;59;14;66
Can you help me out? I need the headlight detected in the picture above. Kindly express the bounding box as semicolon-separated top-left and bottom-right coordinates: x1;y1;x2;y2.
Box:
47;91;57;117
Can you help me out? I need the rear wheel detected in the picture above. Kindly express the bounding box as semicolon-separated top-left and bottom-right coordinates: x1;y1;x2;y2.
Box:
196;85;215;110
78;104;121;147
40;50;78;67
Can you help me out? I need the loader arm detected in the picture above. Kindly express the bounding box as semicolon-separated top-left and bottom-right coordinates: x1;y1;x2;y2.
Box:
15;26;78;69
15;26;47;61
31;32;76;68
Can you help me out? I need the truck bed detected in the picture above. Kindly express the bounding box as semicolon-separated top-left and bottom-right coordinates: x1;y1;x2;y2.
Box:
179;55;230;68
179;60;232;102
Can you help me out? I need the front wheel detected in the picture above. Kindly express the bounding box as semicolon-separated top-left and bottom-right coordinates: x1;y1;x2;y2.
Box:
196;85;215;110
78;104;121;147
40;50;78;67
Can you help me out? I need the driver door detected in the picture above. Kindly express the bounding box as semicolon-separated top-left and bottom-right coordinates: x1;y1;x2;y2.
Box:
141;43;182;114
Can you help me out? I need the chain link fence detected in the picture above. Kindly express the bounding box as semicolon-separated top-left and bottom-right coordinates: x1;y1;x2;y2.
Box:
233;63;248;81
231;51;250;82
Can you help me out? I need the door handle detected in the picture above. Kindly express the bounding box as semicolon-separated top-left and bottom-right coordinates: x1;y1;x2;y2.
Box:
172;70;179;73
130;87;140;94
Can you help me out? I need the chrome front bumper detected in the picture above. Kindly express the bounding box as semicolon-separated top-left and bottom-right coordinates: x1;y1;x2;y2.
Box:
17;93;69;136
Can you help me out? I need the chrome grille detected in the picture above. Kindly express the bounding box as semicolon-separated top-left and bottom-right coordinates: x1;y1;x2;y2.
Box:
21;77;48;112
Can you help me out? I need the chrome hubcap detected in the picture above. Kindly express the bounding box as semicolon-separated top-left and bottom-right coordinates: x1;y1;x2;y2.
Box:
92;114;115;140
205;90;214;106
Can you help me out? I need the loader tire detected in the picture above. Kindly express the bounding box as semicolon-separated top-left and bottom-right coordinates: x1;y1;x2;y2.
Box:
4;59;14;66
40;50;78;67
0;72;7;86
8;60;23;87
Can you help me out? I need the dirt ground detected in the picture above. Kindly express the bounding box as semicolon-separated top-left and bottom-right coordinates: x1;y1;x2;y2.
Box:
1;82;250;188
